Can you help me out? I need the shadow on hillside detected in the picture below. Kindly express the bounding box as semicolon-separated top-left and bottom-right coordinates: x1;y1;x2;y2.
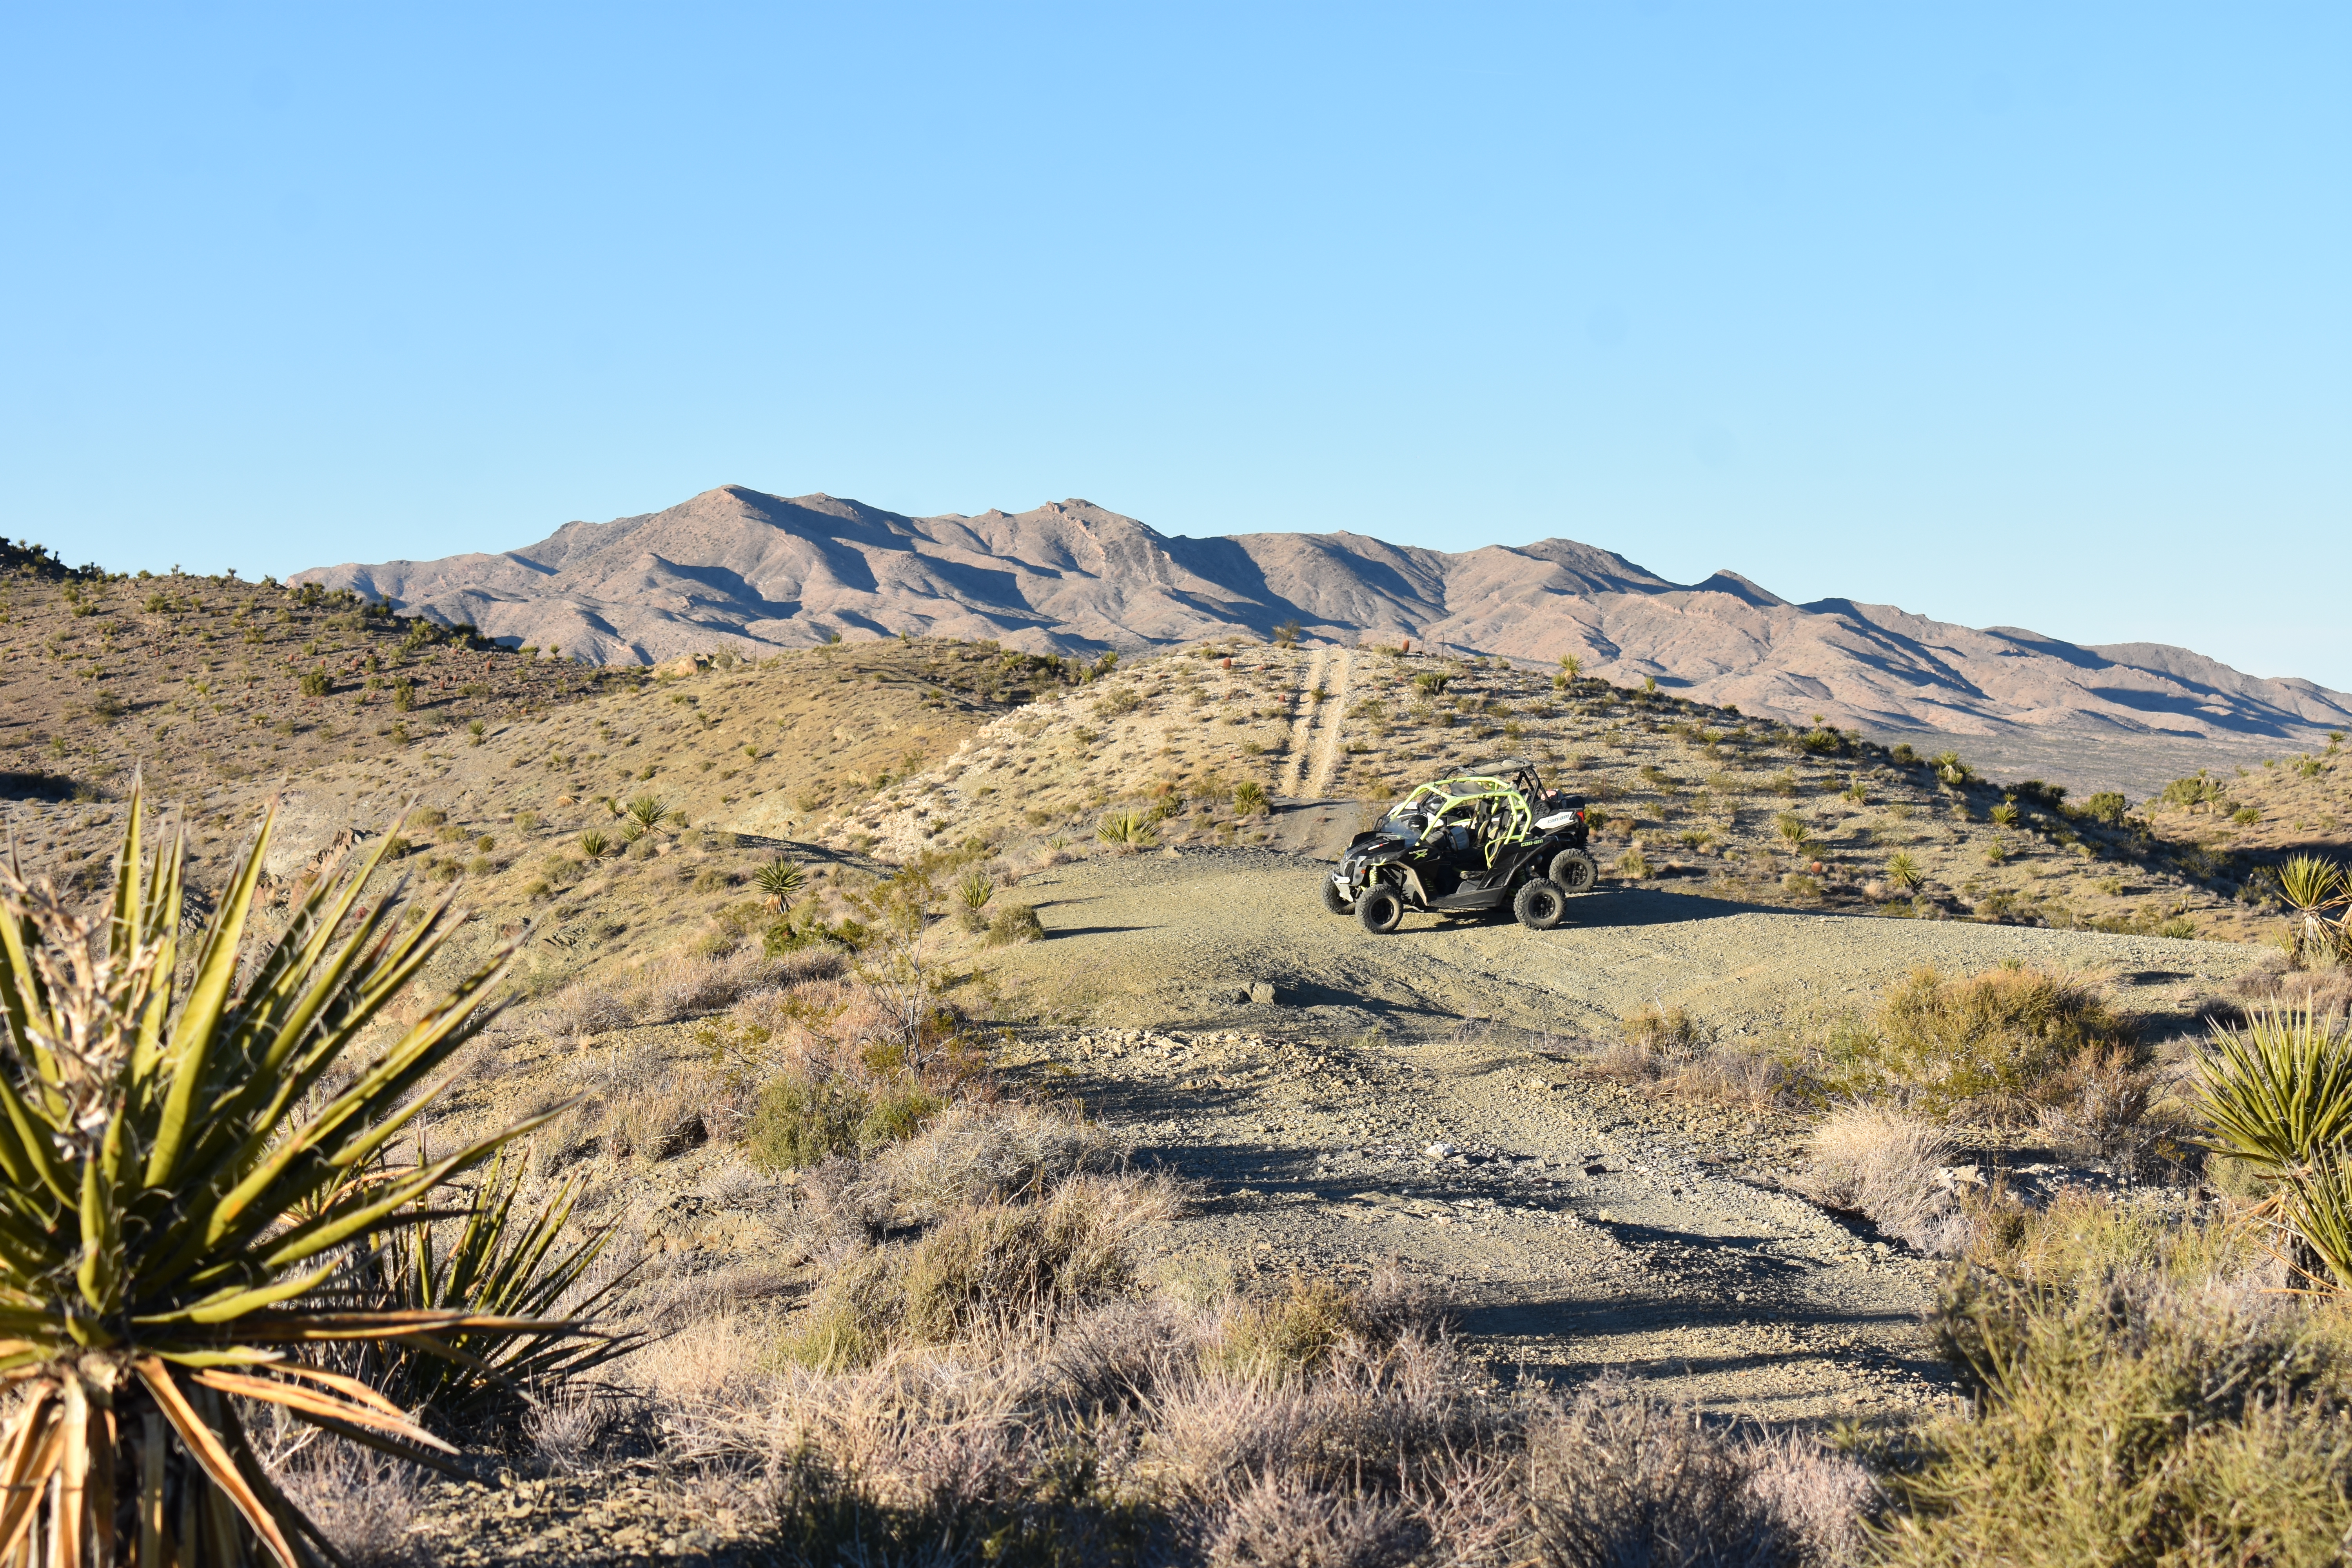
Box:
0;771;89;803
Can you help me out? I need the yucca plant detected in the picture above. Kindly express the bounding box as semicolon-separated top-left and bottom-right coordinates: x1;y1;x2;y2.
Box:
1095;810;1156;850
2196;1005;2352;1289
361;1149;638;1431
1231;781;1269;817
1886;852;1924;893
577;829;610;858
754;858;806;912
623;794;669;831
0;785;578;1566
2194;1005;2352;1179
955;871;994;913
2279;854;2348;966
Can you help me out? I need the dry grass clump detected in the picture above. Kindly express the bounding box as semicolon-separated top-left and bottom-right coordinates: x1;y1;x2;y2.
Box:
1811;965;2140;1122
1203;1268;1450;1385
1525;1381;1861;1568
267;1446;433;1568
1623;1001;1714;1058
2235;957;2352;1019
528;946;845;1040
873;1097;1129;1219
1799;1105;1970;1256
782;1172;1182;1369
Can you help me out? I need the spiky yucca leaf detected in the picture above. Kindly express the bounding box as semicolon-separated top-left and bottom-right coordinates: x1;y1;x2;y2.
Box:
361;1148;642;1431
2194;1005;2352;1178
0;783;585;1567
1094;810;1156;848
2279;855;2347;916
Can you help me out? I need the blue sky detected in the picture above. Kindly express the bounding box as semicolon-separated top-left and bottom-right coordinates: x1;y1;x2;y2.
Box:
4;4;2345;686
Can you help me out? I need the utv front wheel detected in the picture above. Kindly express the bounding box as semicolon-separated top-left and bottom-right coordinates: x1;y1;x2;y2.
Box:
1514;879;1566;930
1322;878;1356;915
1356;885;1404;934
1549;848;1599;894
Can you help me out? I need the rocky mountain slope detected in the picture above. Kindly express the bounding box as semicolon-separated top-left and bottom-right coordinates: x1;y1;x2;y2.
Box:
296;485;2352;742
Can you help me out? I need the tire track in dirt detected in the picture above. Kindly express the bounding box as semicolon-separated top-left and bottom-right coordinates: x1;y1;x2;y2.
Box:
1305;650;1356;797
1277;648;1330;797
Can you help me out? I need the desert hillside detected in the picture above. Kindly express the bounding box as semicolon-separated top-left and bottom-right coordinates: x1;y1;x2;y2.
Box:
292;485;2352;742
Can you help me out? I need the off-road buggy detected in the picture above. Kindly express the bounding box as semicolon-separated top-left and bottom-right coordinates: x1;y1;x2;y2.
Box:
1323;757;1600;934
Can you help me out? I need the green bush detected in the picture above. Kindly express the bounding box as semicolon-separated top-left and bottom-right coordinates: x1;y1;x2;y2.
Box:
1816;965;2138;1120
2080;791;2128;826
1232;780;1270;815
986;903;1045;946
1884;1249;2352;1566
745;1072;873;1169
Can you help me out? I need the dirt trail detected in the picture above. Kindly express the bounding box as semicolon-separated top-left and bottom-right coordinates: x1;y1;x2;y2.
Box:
1304;649;1356;797
990;848;2269;1421
1276;649;1330;797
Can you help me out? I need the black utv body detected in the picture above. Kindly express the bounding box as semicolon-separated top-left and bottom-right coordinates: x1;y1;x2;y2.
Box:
1324;757;1601;934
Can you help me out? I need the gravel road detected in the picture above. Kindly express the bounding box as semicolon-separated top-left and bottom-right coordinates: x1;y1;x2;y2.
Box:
990;848;2269;1422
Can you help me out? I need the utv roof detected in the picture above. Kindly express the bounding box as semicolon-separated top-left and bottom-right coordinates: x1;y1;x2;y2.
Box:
1461;757;1538;775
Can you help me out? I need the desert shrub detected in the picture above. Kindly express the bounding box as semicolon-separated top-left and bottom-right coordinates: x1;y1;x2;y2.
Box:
1886;851;1924;892
1205;1270;1446;1385
2079;790;2128;826
1232;780;1270;815
579;828;610;857
987;902;1045;945
298;666;330;696
874;1100;1127;1220
1813;965;2138;1120
781;1174;1172;1368
745;1070;875;1169
1617;847;1651;879
900;1179;1151;1343
1883;1264;2352;1566
1524;1383;1811;1568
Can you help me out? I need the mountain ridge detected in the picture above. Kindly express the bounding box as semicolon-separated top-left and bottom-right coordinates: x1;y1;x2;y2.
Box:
294;485;2352;742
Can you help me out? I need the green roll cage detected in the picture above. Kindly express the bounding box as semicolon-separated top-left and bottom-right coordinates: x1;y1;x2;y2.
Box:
1383;772;1539;867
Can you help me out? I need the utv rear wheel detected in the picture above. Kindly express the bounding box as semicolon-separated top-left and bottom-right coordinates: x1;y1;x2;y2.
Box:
1549;848;1599;894
1322;878;1356;915
1514;879;1566;930
1356;885;1404;934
